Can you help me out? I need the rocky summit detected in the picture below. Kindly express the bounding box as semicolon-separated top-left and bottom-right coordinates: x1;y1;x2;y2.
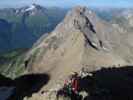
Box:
24;6;133;99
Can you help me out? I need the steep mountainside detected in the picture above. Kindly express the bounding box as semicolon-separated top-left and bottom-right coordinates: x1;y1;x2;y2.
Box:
0;4;67;52
111;9;133;31
0;19;12;52
25;6;133;92
0;49;28;79
94;8;133;33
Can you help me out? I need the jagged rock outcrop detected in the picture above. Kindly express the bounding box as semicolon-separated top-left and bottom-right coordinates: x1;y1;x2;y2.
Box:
25;6;133;94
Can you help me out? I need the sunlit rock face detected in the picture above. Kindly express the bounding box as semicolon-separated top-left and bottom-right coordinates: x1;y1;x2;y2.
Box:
25;6;133;93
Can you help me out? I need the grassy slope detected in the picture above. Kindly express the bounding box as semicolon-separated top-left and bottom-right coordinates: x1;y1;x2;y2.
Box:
0;49;28;79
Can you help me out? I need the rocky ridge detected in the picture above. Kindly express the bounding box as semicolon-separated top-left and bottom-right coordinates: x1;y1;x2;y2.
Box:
25;6;133;99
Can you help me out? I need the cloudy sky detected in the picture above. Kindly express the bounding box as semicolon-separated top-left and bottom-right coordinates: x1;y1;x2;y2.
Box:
0;0;133;8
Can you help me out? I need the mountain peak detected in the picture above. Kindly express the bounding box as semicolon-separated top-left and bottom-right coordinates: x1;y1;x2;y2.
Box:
16;4;46;14
25;3;43;12
54;6;103;50
71;6;92;15
25;4;36;12
26;6;129;92
54;6;96;32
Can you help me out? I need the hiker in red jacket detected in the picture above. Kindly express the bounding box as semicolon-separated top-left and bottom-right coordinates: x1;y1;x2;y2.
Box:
71;72;79;94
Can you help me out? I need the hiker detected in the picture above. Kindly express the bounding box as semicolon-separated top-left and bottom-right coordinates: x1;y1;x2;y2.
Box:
71;72;80;94
63;72;80;94
57;72;82;100
63;75;73;95
64;76;72;86
80;67;93;78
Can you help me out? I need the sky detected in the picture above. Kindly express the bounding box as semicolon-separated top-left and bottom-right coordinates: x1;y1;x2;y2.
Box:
0;0;133;8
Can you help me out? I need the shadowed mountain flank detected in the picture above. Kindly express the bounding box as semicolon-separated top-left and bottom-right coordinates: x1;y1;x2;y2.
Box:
10;73;50;100
81;66;133;100
0;4;67;53
0;75;14;87
57;66;133;100
0;73;50;100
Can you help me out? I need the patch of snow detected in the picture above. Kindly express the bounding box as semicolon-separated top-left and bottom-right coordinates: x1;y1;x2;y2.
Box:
92;42;98;48
88;10;92;14
15;10;19;14
25;4;36;12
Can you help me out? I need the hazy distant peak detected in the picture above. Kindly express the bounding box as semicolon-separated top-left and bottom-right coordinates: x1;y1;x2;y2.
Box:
15;3;46;14
25;4;37;12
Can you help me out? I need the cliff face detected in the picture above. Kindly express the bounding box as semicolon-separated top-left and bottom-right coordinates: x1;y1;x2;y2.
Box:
25;6;133;90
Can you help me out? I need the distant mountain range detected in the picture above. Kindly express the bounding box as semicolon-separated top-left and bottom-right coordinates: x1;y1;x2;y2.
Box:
94;8;133;28
0;4;68;53
0;4;133;53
